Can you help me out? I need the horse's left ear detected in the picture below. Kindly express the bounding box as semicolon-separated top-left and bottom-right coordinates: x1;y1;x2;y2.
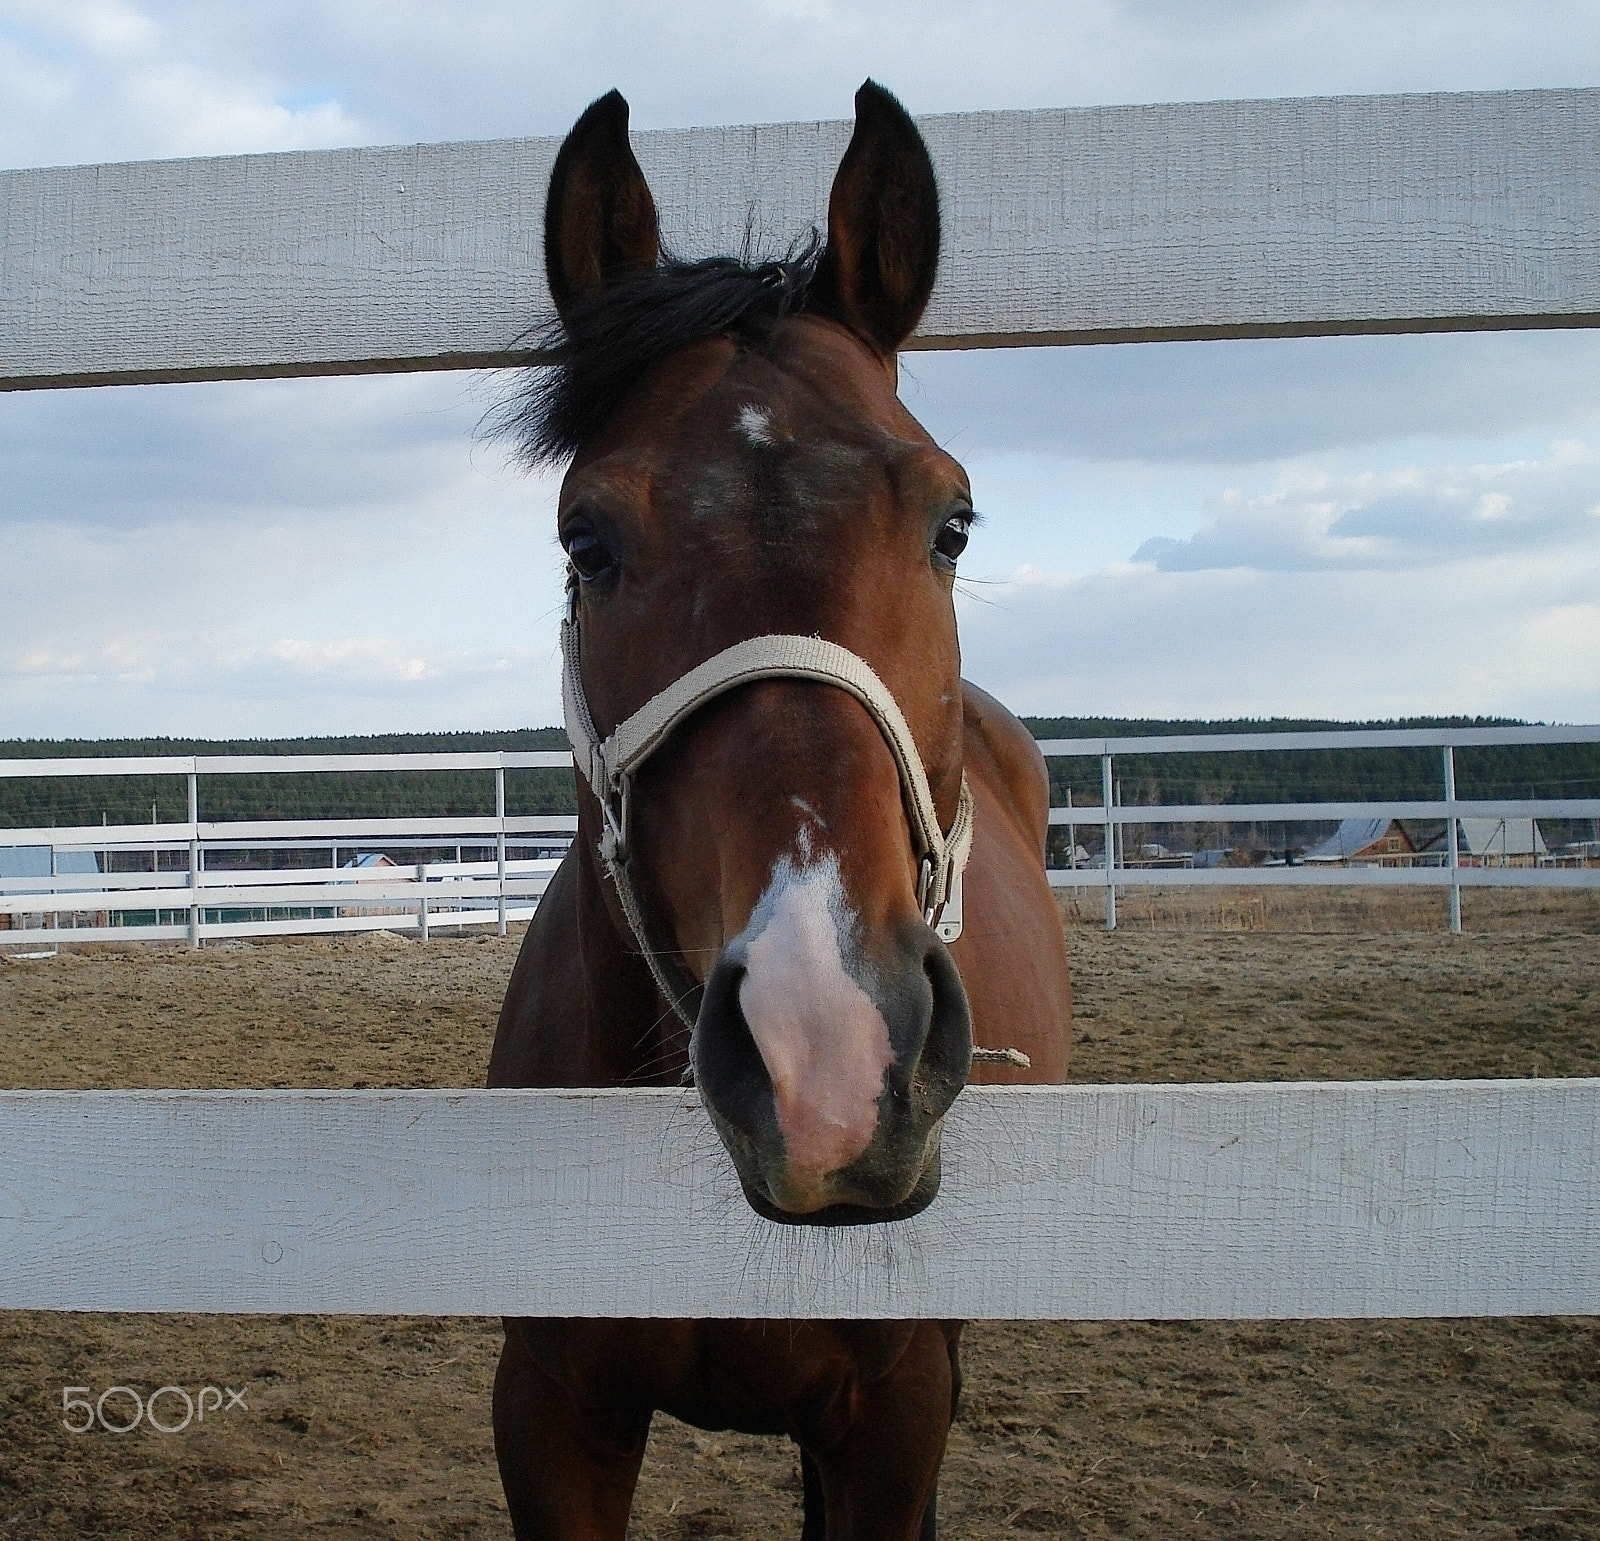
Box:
810;81;941;357
544;89;660;322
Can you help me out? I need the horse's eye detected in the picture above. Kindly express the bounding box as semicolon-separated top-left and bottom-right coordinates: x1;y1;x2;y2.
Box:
933;515;971;567
564;531;614;583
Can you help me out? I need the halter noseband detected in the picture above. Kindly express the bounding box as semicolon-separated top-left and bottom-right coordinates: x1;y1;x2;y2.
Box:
561;598;974;1029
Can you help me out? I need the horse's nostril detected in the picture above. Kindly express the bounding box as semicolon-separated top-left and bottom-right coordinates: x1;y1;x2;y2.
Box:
914;934;974;1098
691;955;767;1111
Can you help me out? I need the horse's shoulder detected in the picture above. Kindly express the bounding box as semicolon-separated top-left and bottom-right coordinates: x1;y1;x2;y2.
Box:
487;848;587;1088
960;679;1049;844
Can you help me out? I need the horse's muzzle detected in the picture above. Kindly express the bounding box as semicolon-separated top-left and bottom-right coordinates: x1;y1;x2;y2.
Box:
691;918;972;1225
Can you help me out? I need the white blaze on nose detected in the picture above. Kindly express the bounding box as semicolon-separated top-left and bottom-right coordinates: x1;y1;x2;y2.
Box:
737;851;893;1204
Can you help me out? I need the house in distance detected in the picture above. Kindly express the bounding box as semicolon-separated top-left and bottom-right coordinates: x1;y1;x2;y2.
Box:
1306;816;1548;867
1305;818;1418;865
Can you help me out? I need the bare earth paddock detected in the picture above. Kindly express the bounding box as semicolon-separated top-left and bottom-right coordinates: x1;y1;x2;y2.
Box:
1;888;1596;1539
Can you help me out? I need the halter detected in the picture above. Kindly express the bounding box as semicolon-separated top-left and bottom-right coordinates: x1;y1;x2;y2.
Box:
561;593;974;1029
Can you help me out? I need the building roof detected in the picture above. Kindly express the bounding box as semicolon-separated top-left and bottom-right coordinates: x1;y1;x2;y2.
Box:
1457;818;1547;857
1304;817;1394;863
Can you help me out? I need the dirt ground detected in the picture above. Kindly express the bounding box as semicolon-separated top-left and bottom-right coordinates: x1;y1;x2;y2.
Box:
1;887;1596;1539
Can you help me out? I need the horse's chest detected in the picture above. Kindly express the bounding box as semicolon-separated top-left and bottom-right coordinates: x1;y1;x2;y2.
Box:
661;1320;924;1435
520;1318;921;1435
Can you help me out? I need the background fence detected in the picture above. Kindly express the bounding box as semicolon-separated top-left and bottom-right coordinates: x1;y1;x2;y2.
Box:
1041;722;1600;931
4;724;1596;949
0;751;575;949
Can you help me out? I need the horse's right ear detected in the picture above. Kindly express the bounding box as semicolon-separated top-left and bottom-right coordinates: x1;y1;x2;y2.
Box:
544;90;660;321
810;81;941;357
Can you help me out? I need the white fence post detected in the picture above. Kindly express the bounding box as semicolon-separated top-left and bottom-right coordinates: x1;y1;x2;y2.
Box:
1102;752;1116;931
186;769;200;949
496;765;507;938
417;861;429;941
1443;745;1462;934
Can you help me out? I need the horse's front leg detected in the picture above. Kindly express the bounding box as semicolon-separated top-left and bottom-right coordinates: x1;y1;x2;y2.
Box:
799;1321;956;1541
493;1322;650;1541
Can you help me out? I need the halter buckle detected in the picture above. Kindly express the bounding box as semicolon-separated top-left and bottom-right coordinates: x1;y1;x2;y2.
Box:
601;771;633;865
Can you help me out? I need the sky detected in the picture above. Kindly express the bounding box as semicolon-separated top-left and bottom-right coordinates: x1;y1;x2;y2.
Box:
2;0;1599;738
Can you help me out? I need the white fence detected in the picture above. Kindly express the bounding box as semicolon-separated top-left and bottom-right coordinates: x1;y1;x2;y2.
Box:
5;725;1596;947
0;750;574;948
4;88;1598;387
2;87;1598;1322
4;1082;1597;1318
1040;722;1600;931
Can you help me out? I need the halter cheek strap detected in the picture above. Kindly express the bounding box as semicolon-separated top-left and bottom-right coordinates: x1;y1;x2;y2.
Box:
561;606;975;1028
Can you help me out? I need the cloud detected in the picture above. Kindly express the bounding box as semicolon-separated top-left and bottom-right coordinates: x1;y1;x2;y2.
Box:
0;373;571;737
1132;444;1600;572
5;1;1600;171
900;331;1600;466
956;545;1600;722
8;626;549;697
0;371;529;526
1;626;563;737
5;0;1600;735
134;0;1600;142
0;0;372;168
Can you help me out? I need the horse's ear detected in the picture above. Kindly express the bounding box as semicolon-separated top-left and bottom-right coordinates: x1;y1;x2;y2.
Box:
544;90;660;321
810;81;940;357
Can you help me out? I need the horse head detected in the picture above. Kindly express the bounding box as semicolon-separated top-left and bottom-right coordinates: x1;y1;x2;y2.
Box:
525;82;975;1224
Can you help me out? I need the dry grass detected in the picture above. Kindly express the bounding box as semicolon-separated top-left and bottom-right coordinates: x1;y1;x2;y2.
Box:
1056;883;1600;935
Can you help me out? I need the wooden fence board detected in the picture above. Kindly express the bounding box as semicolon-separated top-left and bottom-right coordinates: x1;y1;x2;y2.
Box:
2;1082;1595;1318
4;88;1598;389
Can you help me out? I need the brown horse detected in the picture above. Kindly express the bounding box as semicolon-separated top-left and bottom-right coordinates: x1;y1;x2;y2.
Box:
488;81;1072;1540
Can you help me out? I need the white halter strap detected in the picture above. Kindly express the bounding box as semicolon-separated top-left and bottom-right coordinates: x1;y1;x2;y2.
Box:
561;610;974;1025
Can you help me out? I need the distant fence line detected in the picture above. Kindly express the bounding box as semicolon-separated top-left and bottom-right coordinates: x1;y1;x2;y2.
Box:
1040;722;1600;930
2;725;1596;947
0;751;574;949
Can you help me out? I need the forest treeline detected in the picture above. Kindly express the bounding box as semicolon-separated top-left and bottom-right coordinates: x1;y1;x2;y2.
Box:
0;729;572;829
1026;715;1600;809
1;717;1596;831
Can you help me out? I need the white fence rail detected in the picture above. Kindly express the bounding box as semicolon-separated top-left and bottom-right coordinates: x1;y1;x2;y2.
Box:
2;1081;1596;1319
4;88;1598;389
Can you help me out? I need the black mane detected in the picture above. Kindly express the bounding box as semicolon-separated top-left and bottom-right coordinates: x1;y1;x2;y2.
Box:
502;237;824;467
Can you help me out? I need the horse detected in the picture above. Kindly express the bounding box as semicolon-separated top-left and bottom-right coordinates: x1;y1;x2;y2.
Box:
488;80;1072;1540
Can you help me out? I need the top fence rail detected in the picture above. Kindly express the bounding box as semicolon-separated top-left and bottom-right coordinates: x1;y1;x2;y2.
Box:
6;720;1593;777
1035;724;1600;757
4;723;1597;782
4;87;1599;390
